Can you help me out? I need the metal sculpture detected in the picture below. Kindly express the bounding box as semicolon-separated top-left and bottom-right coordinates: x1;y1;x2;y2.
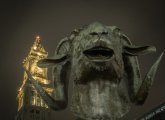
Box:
25;22;164;120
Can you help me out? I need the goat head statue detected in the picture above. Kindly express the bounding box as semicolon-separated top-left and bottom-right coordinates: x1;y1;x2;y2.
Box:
25;22;164;120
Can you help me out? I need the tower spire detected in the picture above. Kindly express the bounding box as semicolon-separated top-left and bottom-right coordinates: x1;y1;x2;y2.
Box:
15;36;53;120
35;35;41;43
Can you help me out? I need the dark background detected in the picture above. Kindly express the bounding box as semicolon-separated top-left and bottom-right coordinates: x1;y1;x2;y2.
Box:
0;0;165;120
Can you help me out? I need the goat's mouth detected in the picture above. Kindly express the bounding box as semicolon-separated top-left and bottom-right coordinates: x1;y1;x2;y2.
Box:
83;46;114;62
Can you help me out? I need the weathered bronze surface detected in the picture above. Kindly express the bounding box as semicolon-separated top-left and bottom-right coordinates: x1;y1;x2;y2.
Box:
25;22;164;120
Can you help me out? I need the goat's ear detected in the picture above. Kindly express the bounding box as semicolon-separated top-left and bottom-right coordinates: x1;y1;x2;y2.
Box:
37;55;68;68
123;45;156;56
37;37;71;68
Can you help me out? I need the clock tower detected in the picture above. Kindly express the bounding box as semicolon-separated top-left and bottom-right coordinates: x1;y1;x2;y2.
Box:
15;36;53;120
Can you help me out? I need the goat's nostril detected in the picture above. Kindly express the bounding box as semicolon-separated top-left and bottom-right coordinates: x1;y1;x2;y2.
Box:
89;32;98;36
102;32;108;35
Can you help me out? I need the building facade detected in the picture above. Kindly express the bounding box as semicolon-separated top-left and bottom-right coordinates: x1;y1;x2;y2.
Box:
15;36;53;120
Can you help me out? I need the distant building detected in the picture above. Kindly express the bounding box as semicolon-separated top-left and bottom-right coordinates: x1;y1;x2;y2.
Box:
15;36;53;120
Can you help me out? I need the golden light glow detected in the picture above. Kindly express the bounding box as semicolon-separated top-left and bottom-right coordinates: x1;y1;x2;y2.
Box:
17;35;53;111
34;46;37;50
17;90;24;111
35;35;40;43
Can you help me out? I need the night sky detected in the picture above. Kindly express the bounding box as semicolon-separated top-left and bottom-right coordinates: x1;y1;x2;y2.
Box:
0;0;165;120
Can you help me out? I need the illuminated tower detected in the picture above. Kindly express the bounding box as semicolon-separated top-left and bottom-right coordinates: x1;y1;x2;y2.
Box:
15;36;53;120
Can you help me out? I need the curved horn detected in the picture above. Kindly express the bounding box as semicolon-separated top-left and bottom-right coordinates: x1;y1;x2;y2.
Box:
135;52;164;105
122;34;142;102
121;34;156;102
37;37;71;68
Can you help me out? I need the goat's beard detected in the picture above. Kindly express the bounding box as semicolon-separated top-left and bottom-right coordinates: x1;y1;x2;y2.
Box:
70;58;130;120
71;58;123;85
